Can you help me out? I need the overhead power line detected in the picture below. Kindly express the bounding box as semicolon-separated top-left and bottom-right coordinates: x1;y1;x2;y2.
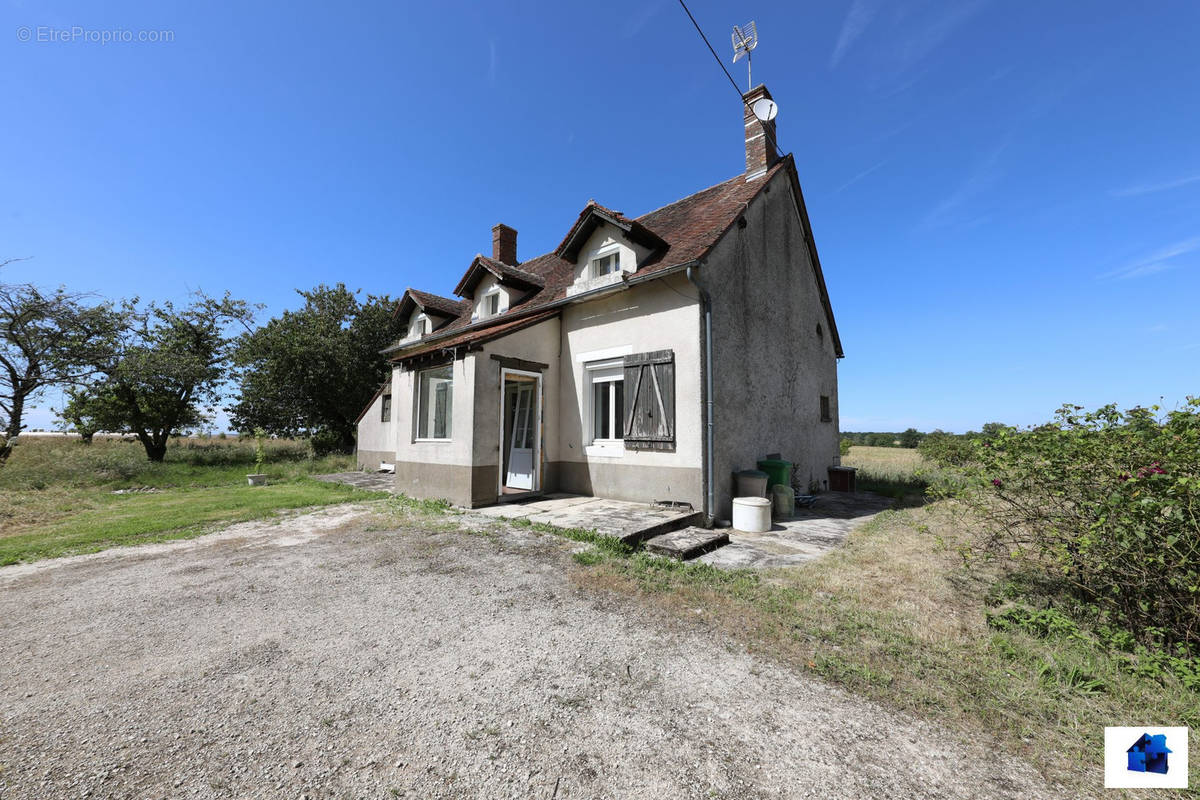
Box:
674;0;784;159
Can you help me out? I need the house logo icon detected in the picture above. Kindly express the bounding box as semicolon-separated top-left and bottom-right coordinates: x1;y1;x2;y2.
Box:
1127;732;1172;774
1105;726;1188;788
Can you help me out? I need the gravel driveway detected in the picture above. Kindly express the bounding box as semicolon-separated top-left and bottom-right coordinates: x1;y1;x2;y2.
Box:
0;503;1058;799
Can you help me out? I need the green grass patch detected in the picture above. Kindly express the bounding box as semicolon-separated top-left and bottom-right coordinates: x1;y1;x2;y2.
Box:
0;436;382;564
0;479;386;565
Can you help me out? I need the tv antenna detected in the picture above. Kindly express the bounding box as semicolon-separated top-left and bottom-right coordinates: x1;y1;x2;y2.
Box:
731;21;758;90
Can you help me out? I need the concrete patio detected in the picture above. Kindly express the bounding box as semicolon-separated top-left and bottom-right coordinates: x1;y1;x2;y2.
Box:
316;473;894;568
472;493;702;544
698;491;896;569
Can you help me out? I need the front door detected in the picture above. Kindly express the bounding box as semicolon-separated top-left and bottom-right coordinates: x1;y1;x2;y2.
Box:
504;379;537;490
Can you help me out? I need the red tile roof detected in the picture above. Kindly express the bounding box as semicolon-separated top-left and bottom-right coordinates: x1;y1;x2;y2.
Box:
388;158;791;357
394;288;469;325
390;309;560;364
452;255;546;298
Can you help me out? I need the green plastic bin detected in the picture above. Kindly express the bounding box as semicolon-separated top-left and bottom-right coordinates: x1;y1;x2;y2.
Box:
756;458;792;490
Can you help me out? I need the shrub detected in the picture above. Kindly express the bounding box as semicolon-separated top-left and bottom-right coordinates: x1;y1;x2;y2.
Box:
932;399;1200;650
309;428;344;458
839;438;852;457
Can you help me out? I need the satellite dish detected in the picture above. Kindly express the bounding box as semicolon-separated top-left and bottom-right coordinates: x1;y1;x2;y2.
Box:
752;97;778;122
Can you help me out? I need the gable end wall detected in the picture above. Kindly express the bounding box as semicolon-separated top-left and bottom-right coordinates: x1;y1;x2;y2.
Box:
697;168;841;521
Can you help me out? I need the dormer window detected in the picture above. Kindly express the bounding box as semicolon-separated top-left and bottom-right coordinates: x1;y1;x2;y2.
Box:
409;313;429;339
485;291;500;318
591;252;619;278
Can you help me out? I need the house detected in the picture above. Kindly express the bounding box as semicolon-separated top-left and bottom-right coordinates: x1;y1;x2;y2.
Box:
356;84;843;522
1127;733;1171;774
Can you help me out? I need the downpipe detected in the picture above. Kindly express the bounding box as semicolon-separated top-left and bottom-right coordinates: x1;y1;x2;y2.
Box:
686;265;716;524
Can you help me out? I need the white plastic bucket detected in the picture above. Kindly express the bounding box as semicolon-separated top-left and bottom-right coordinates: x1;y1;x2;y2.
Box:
732;496;772;532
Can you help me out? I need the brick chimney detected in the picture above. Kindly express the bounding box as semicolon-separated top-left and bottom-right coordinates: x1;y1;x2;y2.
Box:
492;223;517;265
743;84;779;178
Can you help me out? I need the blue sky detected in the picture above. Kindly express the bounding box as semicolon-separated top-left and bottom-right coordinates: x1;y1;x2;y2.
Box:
3;0;1198;433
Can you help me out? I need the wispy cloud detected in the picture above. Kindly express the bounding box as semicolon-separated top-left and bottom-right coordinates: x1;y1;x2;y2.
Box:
830;0;879;69
918;140;1007;230
623;0;664;39
835;159;887;193
894;0;988;72
1100;237;1200;280
1111;172;1200;198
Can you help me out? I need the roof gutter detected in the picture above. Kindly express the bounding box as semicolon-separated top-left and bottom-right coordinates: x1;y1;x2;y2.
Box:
380;259;701;357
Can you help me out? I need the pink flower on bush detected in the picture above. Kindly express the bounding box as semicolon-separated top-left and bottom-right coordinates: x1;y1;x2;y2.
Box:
991;478;1003;488
1135;461;1167;478
1118;473;1130;481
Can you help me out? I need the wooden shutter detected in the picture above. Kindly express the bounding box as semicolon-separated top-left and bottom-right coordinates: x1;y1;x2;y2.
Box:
622;350;675;451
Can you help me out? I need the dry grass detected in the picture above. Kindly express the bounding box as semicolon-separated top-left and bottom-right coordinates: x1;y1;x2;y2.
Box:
843;444;926;479
840;445;936;504
568;450;1199;797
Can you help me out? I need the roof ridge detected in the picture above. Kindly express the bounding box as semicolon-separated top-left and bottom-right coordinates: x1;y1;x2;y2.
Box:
632;169;753;221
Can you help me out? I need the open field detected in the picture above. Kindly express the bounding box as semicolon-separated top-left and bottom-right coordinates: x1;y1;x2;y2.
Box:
841;445;932;503
0;436;386;564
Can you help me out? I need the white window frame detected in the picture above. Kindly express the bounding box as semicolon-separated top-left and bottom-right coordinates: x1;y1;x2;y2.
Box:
478;286;504;320
584;358;625;457
590;250;620;279
407;313;429;341
414;365;453;442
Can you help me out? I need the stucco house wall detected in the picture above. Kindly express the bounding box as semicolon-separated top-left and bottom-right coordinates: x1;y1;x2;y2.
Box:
697;169;840;521
355;386;394;471
472;317;562;506
389;355;478;507
554;273;704;509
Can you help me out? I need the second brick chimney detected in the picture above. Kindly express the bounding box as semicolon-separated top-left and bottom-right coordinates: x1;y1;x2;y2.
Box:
492;223;517;265
743;84;779;179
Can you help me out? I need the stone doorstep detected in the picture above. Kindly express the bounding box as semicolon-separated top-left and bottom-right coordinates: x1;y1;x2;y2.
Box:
643;527;731;561
616;511;707;546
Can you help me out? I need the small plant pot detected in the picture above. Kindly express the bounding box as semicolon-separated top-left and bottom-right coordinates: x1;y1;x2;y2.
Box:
246;473;268;487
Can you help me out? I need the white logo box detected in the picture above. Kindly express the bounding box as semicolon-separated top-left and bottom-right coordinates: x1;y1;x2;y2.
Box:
1104;726;1189;789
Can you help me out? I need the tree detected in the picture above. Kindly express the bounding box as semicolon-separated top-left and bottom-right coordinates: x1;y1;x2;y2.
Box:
229;284;402;452
57;388;105;444
0;261;116;461
72;292;254;461
899;427;922;448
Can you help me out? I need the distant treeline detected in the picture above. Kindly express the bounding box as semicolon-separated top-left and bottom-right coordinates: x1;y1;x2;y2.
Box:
842;429;925;449
843;423;1011;451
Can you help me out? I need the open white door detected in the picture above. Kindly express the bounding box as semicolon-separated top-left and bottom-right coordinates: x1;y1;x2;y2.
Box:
505;381;536;490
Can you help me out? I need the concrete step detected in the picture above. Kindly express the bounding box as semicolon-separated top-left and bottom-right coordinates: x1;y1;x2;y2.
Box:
643;527;730;560
618;511;706;547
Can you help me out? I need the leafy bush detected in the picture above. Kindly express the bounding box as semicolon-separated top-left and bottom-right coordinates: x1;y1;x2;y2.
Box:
918;430;976;466
930;399;1200;650
839;438;853;457
309;428;345;458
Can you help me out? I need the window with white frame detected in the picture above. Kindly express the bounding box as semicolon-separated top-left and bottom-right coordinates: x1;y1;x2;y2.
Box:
380;394;392;422
481;289;501;318
590;252;619;279
586;360;625;445
409;313;429;339
416;365;453;440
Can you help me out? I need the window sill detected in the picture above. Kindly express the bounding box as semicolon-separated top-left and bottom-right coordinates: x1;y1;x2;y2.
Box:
413;438;453;443
584;441;624;459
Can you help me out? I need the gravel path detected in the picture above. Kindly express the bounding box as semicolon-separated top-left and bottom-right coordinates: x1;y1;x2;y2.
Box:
0;504;1059;799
